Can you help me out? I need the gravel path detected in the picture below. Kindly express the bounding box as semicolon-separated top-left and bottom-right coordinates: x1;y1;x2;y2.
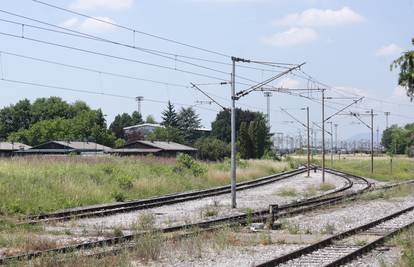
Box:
50;171;346;232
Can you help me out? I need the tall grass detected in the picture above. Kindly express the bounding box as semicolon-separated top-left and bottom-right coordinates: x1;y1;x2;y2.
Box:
304;155;414;181
0;156;290;215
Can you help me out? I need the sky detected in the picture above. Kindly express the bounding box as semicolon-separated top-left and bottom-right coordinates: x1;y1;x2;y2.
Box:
0;0;413;142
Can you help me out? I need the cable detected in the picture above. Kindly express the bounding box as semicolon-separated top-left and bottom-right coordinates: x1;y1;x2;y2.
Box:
0;31;230;82
0;78;220;113
1;50;190;89
32;0;230;58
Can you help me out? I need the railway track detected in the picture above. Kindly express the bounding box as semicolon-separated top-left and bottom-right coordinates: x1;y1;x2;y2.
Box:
256;204;414;267
21;167;313;224
0;168;370;264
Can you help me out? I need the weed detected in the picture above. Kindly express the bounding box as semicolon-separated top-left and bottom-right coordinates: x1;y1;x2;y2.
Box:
246;208;254;225
277;188;298;197
135;213;156;231
320;223;336;235
259;232;272;245
318;183;336;191
112;227;124;237
354;239;368;246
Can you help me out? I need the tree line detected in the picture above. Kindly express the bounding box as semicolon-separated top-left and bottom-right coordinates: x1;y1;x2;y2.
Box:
1;97;273;161
381;123;414;156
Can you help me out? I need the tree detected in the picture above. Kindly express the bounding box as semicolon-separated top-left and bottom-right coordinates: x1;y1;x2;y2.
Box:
238;122;253;159
109;111;143;139
146;127;184;144
381;123;414;155
177;107;201;144
161;101;179;128
9;109;116;147
194;137;230;161
0;99;32;139
146;115;157;124
109;113;133;139
249;118;269;158
391;37;414;101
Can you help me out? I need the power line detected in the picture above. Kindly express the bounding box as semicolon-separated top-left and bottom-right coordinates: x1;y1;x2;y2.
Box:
1;50;190;89
32;0;231;58
0;78;220;113
0;31;230;82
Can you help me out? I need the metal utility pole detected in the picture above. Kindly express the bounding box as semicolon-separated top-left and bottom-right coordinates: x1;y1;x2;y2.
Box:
322;89;326;183
264;92;272;126
334;124;338;152
135;96;144;114
376;127;379;152
230;57;237;209
306;107;310;177
384;112;390;129
327;121;333;167
371;109;374;174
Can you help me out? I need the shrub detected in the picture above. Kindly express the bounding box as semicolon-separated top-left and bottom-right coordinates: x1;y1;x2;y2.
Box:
175;153;207;177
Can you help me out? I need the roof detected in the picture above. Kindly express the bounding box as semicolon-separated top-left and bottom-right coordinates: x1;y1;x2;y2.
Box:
108;148;162;154
15;149;77;154
0;142;31;151
31;141;112;151
129;140;197;151
123;123;164;131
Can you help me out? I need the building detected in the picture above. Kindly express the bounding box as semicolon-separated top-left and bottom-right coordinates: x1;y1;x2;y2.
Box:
17;141;111;155
110;140;197;157
123;123;211;143
123;123;164;142
0;142;31;157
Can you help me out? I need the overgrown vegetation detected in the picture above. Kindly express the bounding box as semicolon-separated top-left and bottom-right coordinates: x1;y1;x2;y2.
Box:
311;156;414;181
0;156;291;215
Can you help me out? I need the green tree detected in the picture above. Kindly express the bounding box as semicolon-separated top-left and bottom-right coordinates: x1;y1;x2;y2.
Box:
146;127;184;143
391;37;414;101
31;97;75;123
194;137;230;161
109;111;143;139
177;107;201;144
238;122;253;159
0;99;32;139
145;115;157;124
161;101;179;128
211;109;264;143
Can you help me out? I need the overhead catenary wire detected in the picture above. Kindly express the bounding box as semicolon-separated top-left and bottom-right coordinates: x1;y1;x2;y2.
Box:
0;78;221;113
0;31;231;82
32;0;231;58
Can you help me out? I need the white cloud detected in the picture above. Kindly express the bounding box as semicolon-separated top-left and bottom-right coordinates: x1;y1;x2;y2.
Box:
61;17;116;33
262;27;318;47
274;7;364;27
70;0;133;10
392;86;406;98
376;44;403;57
191;0;266;3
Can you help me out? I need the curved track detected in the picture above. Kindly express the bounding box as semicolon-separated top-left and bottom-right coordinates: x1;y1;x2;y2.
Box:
22;167;312;224
1;168;373;264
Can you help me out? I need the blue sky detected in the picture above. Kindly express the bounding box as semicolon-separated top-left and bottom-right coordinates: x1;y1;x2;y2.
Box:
0;0;413;141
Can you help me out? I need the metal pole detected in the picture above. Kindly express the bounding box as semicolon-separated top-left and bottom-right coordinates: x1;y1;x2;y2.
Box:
330;122;333;167
231;57;237;208
322;89;325;183
264;92;272;127
371;108;374;174
334;124;338;152
136;96;143;114
307;107;310;177
384;112;390;129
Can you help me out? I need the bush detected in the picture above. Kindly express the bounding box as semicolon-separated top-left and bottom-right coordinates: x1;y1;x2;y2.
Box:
175;153;207;177
194;137;230;161
262;149;281;161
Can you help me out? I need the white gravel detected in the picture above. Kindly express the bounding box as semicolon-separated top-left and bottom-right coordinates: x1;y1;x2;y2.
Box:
285;194;414;235
52;171;346;232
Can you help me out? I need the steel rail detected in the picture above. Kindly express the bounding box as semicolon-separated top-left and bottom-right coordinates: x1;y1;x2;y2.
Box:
1;168;370;264
255;204;414;267
23;168;309;224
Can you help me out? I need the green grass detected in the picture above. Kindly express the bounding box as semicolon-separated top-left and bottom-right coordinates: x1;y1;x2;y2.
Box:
0;156;290;215
302;154;414;182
